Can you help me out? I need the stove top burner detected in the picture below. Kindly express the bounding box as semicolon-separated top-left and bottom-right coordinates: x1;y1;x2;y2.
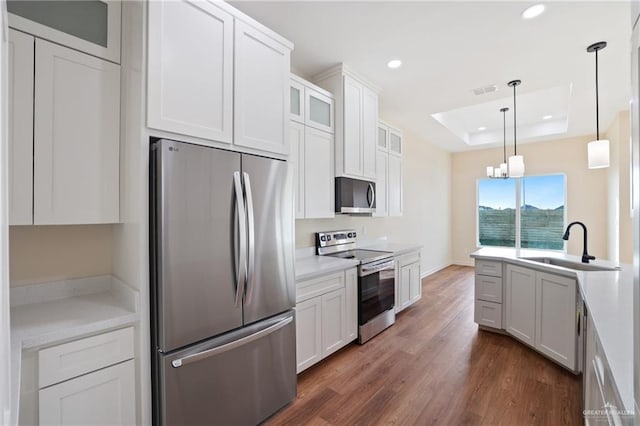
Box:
326;249;392;264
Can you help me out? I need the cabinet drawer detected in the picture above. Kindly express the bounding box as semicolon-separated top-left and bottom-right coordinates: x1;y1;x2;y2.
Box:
474;300;502;329
475;259;502;277
475;274;502;303
39;327;134;388
296;271;344;303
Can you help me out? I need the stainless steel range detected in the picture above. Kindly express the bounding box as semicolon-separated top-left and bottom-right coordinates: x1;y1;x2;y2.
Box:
316;230;395;343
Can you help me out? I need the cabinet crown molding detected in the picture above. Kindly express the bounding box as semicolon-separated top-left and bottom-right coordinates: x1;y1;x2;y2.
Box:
312;63;381;94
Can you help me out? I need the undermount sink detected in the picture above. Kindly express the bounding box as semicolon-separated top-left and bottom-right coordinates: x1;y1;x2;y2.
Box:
519;257;619;272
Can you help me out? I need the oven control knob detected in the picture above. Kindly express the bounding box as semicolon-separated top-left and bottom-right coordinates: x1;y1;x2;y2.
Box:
347;232;354;238
326;235;332;241
353;231;357;238
320;235;326;242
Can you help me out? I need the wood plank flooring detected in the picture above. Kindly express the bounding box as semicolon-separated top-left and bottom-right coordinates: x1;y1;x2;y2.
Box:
266;265;583;425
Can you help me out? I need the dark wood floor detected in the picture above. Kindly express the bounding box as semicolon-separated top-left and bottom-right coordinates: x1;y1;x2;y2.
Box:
266;265;583;425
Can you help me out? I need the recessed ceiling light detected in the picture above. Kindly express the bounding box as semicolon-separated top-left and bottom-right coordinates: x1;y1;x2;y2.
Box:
543;115;553;120
477;126;487;131
387;59;402;69
521;4;546;19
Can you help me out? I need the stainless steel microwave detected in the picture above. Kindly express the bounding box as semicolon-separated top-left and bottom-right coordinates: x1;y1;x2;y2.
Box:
335;177;376;215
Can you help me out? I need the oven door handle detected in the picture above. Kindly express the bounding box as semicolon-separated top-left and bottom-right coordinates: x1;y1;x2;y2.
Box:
360;259;395;275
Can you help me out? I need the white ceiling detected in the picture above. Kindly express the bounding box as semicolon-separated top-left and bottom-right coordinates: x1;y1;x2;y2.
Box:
229;1;631;152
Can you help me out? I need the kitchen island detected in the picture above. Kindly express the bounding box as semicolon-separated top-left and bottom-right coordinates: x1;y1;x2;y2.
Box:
471;247;634;419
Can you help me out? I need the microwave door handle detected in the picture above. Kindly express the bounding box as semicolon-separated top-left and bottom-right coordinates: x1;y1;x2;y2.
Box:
368;183;375;209
243;172;255;305
233;172;246;307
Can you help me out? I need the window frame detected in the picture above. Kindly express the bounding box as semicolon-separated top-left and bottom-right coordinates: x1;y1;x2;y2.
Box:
476;173;567;251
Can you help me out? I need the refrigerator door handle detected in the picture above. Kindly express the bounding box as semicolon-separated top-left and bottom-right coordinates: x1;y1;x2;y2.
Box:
233;171;247;307
171;316;293;368
243;172;256;305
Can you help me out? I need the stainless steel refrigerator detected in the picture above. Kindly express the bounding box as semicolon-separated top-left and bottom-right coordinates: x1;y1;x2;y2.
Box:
150;139;296;425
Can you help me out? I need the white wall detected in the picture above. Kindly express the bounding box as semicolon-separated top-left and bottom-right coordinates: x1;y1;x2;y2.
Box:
9;225;114;286
296;129;452;276
451;133;610;266
606;111;632;264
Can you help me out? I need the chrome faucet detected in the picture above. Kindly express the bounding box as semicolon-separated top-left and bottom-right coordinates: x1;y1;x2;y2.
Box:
562;221;595;263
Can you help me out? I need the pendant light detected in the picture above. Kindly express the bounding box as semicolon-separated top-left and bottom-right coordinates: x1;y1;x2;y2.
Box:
587;41;610;169
507;80;525;178
485;108;510;179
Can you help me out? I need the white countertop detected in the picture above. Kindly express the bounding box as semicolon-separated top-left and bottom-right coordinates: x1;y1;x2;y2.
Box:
471;248;634;411
361;242;423;257
295;255;359;281
9;275;139;426
295;241;422;281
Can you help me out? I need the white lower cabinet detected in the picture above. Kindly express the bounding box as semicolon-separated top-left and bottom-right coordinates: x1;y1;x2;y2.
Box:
505;264;536;346
295;267;357;373
505;264;578;371
295;297;323;373
321;288;346;356
395;250;421;313
36;327;136;425
39;360;135;426
474;259;503;329
583;313;632;425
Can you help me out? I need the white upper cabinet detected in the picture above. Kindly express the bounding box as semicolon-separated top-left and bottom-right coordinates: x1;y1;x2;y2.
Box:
8;29;34;225
343;76;363;176
290;78;305;124
7;0;121;63
303;127;334;218
147;0;233;144
389;128;403;156
362;87;378;179
305;88;334;133
8;29;120;226
147;1;292;156
290;74;335;219
375;121;403;217
388;154;403;216
290;122;305;219
313;64;379;180
34;39;120;225
374;149;388;217
377;125;388;151
234;20;291;155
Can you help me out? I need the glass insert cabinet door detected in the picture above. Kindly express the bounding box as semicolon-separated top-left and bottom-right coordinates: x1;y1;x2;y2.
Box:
305;89;334;133
389;130;402;155
377;125;388;150
7;0;121;63
290;78;305;123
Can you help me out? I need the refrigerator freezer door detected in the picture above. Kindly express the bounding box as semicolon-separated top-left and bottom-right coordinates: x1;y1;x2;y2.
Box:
153;140;243;352
159;310;296;425
241;155;295;325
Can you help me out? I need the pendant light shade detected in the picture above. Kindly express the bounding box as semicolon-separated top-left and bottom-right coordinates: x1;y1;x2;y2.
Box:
484;107;510;178
507;80;525;178
588;139;610;168
587;41;609;169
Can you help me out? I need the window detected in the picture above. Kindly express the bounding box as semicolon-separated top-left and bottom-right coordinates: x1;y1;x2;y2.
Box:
478;174;566;250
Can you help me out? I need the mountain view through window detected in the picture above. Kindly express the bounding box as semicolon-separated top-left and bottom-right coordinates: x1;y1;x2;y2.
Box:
478;174;565;250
